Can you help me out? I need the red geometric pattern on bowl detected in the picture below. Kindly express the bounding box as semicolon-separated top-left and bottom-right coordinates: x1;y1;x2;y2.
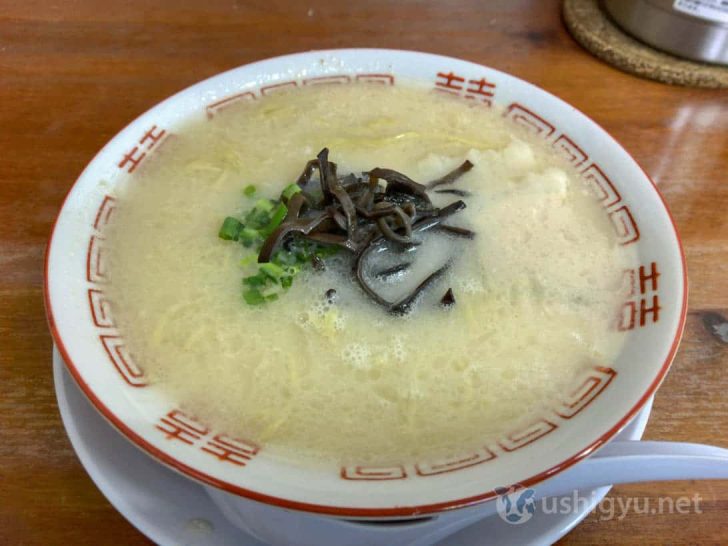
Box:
99;335;146;387
88;289;114;328
607;206;640;245
206;91;256;119
117;124;169;174
552;134;588;168
205;73;394;119
303;75;352;86
618;262;662;331
556;366;618;419
414;448;498;476
341;448;500;481
499;102;640;246
87;118;181;388
340;465;407;481
86;235;108;284
580;163;622;208
433;71;495;106
498;419;559;453
504;103;555;137
93;195;116;230
260;81;299;96
155;409;260;468
578;164;638;245
85;192;147;387
339;367;616;480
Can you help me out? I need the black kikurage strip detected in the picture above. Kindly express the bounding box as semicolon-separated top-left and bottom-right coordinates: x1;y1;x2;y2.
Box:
427;160;474;189
257;149;474;312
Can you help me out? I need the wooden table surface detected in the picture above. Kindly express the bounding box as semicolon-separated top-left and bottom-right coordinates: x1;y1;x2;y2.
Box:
1;0;726;544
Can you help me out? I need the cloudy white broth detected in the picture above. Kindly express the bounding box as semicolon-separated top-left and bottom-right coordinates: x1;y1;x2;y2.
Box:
107;83;632;466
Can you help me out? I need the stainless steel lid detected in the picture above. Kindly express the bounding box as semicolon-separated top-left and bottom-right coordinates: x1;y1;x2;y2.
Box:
603;0;728;65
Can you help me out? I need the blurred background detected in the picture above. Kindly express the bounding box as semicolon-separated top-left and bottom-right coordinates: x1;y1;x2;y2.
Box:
1;1;726;544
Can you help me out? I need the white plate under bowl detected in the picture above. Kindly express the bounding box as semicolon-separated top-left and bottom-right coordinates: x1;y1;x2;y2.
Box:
54;346;654;546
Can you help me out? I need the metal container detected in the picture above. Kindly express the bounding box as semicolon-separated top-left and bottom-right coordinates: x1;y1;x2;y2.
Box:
603;0;728;65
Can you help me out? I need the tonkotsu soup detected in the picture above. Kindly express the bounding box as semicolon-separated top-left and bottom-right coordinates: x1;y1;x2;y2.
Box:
107;83;633;467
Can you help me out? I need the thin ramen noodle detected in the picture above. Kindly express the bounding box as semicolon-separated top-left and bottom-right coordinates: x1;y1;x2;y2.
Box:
107;83;633;466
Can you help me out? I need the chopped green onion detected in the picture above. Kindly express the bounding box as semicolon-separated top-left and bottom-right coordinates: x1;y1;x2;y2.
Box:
272;250;298;266
219;217;243;241
243;274;267;287
243;288;266;305
260;262;285;282
254;199;274;213
239;227;260;247
222;181;341;306
246;214;268;230
288;240;312;261
244;202;273;229
281;183;301;202
260;203;287;237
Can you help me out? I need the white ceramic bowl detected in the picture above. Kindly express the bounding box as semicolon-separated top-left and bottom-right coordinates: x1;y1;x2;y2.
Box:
45;49;687;519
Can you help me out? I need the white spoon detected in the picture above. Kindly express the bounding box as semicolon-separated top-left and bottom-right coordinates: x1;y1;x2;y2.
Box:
536;440;728;498
404;440;728;546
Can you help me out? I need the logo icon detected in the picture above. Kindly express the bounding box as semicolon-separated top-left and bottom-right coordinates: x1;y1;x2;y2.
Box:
495;485;536;525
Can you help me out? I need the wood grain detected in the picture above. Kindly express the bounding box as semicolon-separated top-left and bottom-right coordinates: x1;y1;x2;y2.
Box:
0;0;726;544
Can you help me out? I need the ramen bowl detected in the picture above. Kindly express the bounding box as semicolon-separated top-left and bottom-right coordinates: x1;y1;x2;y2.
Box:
45;49;687;534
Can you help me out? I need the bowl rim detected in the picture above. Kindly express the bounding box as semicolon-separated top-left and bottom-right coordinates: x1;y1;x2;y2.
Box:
44;48;688;518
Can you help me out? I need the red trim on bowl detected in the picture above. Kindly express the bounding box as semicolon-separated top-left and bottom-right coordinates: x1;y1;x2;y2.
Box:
44;50;688;518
